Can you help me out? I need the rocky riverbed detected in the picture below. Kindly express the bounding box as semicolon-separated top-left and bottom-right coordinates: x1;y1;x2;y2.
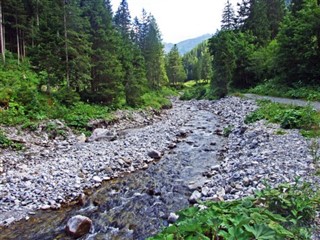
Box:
0;96;319;239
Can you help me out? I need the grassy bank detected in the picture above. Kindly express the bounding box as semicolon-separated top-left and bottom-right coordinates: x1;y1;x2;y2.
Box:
248;80;320;102
245;100;320;138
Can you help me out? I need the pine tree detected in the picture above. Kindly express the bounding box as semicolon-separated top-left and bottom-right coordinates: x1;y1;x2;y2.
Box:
276;0;320;85
142;15;168;89
221;0;236;30
166;44;186;87
81;0;124;105
114;0;146;106
114;0;131;37
209;31;236;98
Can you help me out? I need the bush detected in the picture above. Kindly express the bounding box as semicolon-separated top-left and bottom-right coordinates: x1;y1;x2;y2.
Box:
149;182;319;240
180;82;214;100
245;100;320;137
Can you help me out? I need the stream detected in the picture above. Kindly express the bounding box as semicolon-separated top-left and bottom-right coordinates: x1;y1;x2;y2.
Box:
0;106;225;239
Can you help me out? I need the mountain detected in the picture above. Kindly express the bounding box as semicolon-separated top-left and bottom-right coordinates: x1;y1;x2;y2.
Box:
164;34;212;55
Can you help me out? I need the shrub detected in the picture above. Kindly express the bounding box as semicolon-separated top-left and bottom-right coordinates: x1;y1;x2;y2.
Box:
245;101;320;137
149;182;319;240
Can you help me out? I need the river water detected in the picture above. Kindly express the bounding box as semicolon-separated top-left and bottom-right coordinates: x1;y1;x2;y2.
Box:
1;107;224;239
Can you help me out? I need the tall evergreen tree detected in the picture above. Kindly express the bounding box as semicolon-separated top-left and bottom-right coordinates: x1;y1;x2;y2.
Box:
221;0;236;30
143;15;168;89
114;0;146;106
209;31;236;98
276;0;320;85
166;44;186;86
81;0;124;105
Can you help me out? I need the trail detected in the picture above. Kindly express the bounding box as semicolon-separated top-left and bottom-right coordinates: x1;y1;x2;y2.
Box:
244;93;320;111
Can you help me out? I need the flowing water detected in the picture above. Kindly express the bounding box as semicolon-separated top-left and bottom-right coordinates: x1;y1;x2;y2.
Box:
1;108;224;240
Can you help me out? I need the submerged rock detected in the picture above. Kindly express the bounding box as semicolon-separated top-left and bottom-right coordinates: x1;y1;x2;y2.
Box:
65;215;92;238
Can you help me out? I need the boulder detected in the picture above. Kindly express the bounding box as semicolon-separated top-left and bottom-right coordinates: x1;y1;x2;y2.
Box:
87;128;117;142
65;215;92;238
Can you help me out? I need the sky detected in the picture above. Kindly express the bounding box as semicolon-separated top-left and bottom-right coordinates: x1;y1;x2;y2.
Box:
110;0;240;44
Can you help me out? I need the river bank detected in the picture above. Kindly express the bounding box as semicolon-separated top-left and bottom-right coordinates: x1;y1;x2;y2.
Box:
0;96;319;239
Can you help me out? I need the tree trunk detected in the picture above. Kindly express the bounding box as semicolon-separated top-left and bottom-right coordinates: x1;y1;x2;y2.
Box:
16;16;20;65
0;0;5;63
16;28;20;65
36;0;39;27
63;0;70;87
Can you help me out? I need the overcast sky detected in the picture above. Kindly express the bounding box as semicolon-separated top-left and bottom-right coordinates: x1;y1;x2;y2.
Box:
110;0;240;43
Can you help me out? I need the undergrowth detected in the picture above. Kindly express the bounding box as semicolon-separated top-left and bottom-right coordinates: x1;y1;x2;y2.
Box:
149;181;320;240
180;81;214;100
245;100;320;138
249;80;320;102
0;56;176;137
0;131;23;150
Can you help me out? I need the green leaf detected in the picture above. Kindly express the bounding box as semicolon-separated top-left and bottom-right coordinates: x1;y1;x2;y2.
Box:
244;224;276;239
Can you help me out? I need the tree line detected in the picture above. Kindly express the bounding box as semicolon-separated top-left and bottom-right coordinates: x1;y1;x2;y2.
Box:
209;0;320;98
0;0;168;107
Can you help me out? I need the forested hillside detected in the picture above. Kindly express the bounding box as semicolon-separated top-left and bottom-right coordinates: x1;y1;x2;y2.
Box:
0;0;169;117
183;0;320;100
164;34;212;55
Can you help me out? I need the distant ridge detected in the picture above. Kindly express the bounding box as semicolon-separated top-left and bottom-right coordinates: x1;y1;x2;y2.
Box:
164;34;212;55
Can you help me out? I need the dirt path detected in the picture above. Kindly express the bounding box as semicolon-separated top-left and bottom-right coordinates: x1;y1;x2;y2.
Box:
244;93;320;111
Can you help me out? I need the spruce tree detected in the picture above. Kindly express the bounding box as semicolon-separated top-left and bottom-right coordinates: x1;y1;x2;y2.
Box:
166;44;186;87
209;31;236;98
81;0;124;105
221;0;236;30
114;0;146;106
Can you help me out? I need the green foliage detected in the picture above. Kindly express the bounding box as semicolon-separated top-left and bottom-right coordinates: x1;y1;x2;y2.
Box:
141;87;176;109
276;0;320;86
245;100;320;137
149;182;319;240
166;44;186;87
180;82;214;100
209;30;236;98
0;131;23;150
223;125;233;137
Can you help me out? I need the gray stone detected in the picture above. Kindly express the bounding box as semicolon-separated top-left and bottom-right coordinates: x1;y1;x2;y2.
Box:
168;213;179;223
65;215;92;238
147;149;162;159
87;128;117;142
189;190;201;204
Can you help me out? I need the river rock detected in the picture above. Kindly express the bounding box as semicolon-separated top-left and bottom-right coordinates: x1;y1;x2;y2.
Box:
189;190;201;204
77;133;86;143
65;215;92;238
87;129;117;142
168;213;179;223
147;149;162;159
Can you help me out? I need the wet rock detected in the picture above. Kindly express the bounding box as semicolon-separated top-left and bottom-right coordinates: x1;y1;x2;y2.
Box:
65;215;92;238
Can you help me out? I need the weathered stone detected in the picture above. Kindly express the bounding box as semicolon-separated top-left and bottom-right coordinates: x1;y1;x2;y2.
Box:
147;149;162;159
65;215;92;238
168;213;179;223
87;128;117;142
92;176;102;183
189;190;201;204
